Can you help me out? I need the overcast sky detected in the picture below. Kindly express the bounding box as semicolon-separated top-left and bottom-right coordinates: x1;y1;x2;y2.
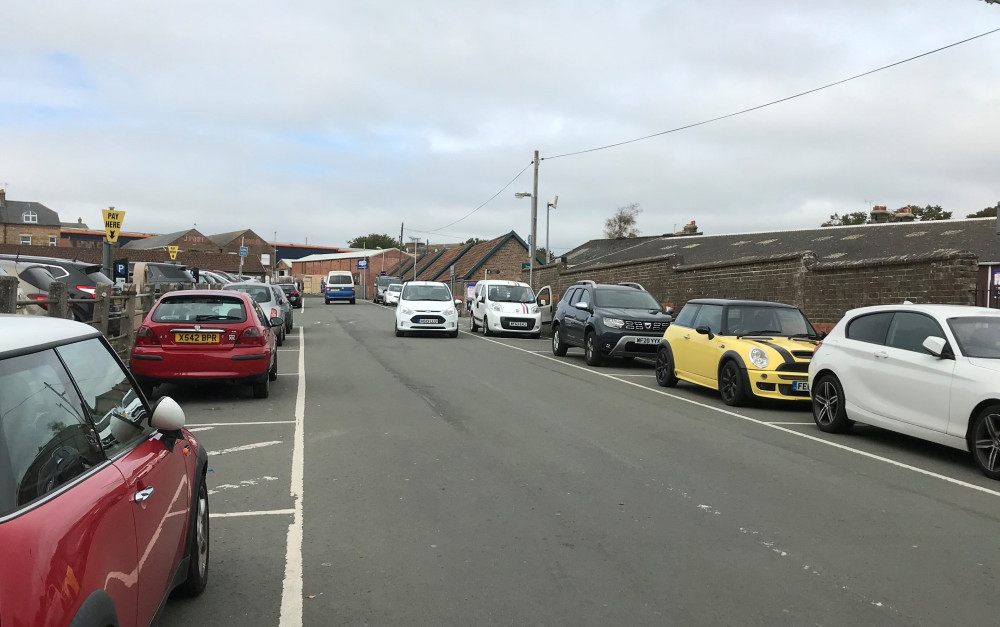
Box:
1;1;998;254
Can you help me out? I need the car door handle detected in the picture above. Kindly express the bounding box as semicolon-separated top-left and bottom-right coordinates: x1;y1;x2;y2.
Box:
134;487;155;503
873;351;889;359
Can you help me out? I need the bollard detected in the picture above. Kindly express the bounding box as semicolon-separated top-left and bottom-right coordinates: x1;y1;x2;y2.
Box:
93;284;111;334
122;288;137;341
0;276;18;314
48;281;70;319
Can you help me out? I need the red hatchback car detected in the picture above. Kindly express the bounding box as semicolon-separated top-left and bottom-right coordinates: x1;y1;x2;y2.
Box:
130;290;282;399
0;315;209;626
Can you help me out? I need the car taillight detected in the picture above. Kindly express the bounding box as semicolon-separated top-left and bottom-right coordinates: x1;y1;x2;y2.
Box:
291;291;299;297
76;285;97;297
237;327;266;346
813;341;822;352
27;294;48;310
135;326;160;346
271;308;278;319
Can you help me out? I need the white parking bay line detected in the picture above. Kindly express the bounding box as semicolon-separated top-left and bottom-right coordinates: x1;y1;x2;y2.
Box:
280;326;306;627
766;421;815;425
467;331;1000;499
211;509;295;519
610;374;655;378
189;420;295;427
210;441;283;456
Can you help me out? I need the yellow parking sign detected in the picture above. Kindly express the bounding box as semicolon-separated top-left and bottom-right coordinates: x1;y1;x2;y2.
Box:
102;208;126;243
168;246;179;260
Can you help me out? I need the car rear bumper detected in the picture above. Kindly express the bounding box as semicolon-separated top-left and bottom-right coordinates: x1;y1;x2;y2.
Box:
325;291;355;300
130;347;271;380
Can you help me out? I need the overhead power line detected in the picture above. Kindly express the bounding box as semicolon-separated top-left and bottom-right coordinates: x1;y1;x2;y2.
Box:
542;27;1000;161
416;161;533;234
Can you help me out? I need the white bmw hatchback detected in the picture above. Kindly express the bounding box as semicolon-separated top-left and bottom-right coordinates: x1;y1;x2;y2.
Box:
809;303;1000;478
394;281;460;338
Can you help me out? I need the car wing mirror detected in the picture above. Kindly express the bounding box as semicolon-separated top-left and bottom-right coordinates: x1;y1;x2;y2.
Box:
538;299;548;306
922;336;951;359
573;302;591;312
696;325;714;340
270;317;284;328
150;396;185;430
455;299;463;306
663;306;673;315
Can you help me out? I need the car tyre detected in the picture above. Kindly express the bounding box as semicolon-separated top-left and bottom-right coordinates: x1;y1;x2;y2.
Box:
811;374;853;433
483;316;492;337
655;347;678;387
969;404;1000;479
470;316;479;332
175;478;210;597
584;331;603;366
277;329;284;347
449;330;459;338
552;324;568;356
138;380;156;400
350;298;356;305
268;353;278;381
394;320;405;337
252;375;269;399
719;360;748;406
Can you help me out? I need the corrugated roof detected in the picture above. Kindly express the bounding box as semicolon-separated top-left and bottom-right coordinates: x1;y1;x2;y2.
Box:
122;229;204;250
294;248;397;262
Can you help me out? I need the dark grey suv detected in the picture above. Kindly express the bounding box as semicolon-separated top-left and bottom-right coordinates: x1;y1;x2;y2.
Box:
551;281;672;366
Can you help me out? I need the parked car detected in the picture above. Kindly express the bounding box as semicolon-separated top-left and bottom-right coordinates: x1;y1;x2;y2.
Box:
0;261;48;315
130;261;196;287
808;303;1000;479
394;281;460;338
655;298;820;406
0;254;115;322
385;282;403;306
551;280;672;366
0;315;209;626
325;270;356;304
270;283;294;333
130;289;282;399
373;274;400;304
225;282;288;345
470;279;543;338
280;283;302;308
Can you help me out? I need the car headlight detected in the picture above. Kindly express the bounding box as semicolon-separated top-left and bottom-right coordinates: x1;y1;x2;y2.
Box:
491;303;503;312
444;308;456;316
400;306;413;315
603;317;624;329
748;347;770;368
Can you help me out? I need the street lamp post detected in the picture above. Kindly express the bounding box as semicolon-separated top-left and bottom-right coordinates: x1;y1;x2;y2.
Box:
408;236;421;281
515;191;534;287
546;195;558;264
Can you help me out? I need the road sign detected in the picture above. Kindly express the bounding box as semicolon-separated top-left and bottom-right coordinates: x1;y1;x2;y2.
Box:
357;259;368;269
239;246;248;257
380;271;386;276
485;269;500;275
450;264;455;277
113;259;128;280
521;262;530;271
168;246;179;260
102;208;125;243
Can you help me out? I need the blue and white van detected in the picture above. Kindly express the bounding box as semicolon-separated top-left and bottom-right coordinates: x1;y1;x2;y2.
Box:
325;271;356;304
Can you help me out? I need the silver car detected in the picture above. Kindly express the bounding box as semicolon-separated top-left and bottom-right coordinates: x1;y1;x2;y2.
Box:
224;282;288;346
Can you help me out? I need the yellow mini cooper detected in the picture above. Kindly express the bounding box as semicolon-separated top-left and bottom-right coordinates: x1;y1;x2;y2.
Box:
655;299;822;406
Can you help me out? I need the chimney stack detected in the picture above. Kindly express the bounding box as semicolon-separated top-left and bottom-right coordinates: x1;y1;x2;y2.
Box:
0;188;5;207
870;205;889;223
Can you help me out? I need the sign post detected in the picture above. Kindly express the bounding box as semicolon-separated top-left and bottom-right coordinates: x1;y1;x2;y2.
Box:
101;207;125;280
238;237;247;278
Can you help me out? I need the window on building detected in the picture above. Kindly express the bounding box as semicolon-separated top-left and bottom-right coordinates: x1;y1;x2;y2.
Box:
49;235;57;247
21;210;37;224
19;235;31;246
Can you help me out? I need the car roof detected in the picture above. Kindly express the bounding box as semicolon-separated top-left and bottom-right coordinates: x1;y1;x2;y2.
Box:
0;314;101;356
845;303;1000;318
403;281;448;286
0;254;95;269
685;298;799;308
477;280;528;287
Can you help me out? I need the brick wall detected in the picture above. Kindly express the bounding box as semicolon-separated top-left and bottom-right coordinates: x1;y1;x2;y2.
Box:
527;249;978;328
470;237;531;283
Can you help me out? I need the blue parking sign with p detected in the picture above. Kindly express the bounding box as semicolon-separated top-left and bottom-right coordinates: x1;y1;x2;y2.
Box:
357;259;368;269
239;246;248;257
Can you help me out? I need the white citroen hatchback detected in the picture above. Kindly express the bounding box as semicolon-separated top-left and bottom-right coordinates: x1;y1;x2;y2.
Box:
394;281;460;338
809;303;1000;479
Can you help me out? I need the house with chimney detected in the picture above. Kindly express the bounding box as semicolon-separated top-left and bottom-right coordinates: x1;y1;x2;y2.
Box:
0;190;64;247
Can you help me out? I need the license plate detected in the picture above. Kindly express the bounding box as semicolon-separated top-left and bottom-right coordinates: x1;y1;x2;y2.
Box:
175;332;220;344
635;336;659;345
793;381;810;392
508;321;528;327
418;318;437;324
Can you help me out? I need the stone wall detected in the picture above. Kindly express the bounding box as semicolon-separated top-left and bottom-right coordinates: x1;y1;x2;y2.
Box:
527;249;978;328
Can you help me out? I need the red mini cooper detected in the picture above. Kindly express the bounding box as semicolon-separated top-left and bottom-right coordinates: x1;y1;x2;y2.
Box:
0;315;209;626
130;290;282;399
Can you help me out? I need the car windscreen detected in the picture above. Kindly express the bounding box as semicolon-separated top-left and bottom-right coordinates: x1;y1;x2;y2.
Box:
388;284;403;291
149;264;194;282
227;285;274;303
376;276;397;287
328;275;353;285
948;316;1000;358
280;285;297;293
724;305;816;337
487;285;535;303
152;295;248;323
401;284;451;302
594;288;661;310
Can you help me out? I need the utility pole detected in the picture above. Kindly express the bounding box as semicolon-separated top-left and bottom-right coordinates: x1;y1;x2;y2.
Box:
400;223;404;249
238;235;245;277
529;150;539;290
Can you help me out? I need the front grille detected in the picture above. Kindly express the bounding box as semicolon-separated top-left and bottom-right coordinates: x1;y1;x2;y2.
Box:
622;341;659;354
776;362;809;373
792;350;815;359
623;320;669;332
411;315;444;324
500;317;536;330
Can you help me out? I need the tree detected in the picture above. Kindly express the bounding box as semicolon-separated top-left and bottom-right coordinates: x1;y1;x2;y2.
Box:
968;205;998;218
604;203;642;239
464;237;484;245
821;211;868;227
899;204;952;221
348;233;398;249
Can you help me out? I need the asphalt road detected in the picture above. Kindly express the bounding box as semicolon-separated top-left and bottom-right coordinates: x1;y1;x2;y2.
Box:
160;297;1000;626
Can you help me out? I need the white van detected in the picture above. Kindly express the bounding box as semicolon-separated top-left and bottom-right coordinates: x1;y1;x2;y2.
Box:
470;280;545;338
324;270;356;304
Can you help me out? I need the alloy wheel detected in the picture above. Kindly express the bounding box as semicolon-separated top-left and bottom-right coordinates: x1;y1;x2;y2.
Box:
975;413;1000;473
813;380;839;428
196;489;209;577
720;364;738;402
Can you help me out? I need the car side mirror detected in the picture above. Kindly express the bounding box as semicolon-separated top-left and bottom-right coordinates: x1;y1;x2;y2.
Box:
270;317;284;328
150;396;185;430
455;299;463;306
663;306;673;315
573;302;591;312
696;325;714;340
922;336;951;359
817;331;827;340
539;299;548;306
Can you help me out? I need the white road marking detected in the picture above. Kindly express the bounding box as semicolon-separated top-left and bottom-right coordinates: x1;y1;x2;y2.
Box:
188;420;295;427
460;330;1000;499
280;325;306;626
766;421;815;425
188;426;214;432
209;476;280;495
277;373;299;376
210;441;283;456
610;374;656;378
211;509;295;519
278;349;300;352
